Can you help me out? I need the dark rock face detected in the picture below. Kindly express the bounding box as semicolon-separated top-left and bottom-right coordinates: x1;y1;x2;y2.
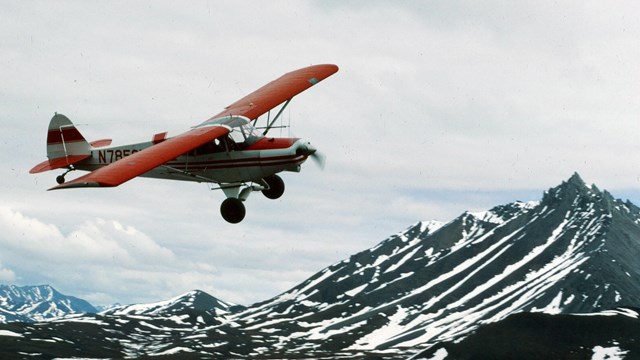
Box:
414;308;640;360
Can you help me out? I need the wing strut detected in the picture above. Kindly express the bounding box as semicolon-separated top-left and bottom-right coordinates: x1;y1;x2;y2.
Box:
160;164;217;183
263;98;291;136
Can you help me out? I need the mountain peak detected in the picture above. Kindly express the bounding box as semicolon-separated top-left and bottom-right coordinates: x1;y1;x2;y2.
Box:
103;289;241;316
0;284;96;322
567;172;586;186
560;172;592;193
542;172;598;206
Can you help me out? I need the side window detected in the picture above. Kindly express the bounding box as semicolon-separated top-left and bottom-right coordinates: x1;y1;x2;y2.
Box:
211;138;225;152
224;135;240;151
189;138;225;155
229;128;246;144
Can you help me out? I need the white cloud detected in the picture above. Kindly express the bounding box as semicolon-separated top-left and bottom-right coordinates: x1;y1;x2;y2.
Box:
0;207;170;266
0;263;16;283
0;206;224;304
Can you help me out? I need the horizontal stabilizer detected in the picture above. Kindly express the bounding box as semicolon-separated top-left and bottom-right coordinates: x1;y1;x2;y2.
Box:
29;155;91;174
90;139;112;148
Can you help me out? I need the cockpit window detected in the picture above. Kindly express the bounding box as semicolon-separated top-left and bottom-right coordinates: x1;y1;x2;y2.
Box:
199;115;264;149
225;117;263;147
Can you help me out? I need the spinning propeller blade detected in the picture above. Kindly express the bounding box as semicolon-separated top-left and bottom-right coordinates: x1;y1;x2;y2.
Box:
310;150;326;170
296;142;325;170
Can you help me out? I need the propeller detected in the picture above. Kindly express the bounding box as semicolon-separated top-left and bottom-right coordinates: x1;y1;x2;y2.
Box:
310;150;326;170
296;142;325;170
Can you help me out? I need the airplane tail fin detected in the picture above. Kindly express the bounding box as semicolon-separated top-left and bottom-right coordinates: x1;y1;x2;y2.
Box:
29;114;92;174
46;113;91;159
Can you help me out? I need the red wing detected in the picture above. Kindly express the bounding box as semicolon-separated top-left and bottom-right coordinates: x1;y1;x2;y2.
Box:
50;126;230;190
205;64;339;122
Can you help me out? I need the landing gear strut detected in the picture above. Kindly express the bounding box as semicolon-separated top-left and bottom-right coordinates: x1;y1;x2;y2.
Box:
218;178;284;223
56;167;76;184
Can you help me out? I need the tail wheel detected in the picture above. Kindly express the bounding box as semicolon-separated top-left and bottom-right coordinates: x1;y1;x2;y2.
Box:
262;175;285;200
56;167;75;185
220;198;246;224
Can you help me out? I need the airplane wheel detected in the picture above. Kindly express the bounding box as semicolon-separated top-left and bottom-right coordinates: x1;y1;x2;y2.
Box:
220;198;246;224
56;175;65;184
262;175;285;199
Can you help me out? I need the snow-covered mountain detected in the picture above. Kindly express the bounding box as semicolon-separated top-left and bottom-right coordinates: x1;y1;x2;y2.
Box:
103;290;241;317
0;285;96;323
1;173;639;359
223;173;640;357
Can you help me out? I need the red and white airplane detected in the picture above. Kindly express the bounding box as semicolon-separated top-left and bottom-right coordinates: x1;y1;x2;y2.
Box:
30;64;338;223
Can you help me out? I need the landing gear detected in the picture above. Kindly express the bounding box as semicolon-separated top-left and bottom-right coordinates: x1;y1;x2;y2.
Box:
218;177;285;223
220;198;246;224
56;167;76;185
262;175;285;199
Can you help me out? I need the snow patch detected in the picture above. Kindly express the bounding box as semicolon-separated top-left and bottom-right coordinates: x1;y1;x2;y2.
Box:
385;246;421;274
563;294;575;306
345;284;368;297
591;345;628;360
349;306;409;349
153;346;195;356
420;220;445;234
533;291;563;314
576;308;639;319
0;329;22;337
471;210;505;224
426;348;449;360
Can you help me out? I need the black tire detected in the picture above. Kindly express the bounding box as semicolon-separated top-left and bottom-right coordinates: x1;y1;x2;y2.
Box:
262;175;285;200
56;175;65;184
220;198;246;224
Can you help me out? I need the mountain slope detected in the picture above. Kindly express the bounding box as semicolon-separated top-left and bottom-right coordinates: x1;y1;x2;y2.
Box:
0;285;96;322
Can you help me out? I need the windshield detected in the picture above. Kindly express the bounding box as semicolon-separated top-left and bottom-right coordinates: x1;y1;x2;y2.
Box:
201;115;264;146
226;117;264;146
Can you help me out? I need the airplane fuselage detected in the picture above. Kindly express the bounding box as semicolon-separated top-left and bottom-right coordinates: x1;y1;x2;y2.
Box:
75;136;311;184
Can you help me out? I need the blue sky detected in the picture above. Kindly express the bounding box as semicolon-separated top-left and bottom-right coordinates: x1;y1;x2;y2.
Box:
1;1;639;306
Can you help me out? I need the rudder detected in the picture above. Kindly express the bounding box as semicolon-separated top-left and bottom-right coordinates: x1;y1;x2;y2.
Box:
46;113;91;159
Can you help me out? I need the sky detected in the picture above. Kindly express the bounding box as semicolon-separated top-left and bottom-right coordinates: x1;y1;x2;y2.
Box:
1;1;640;306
